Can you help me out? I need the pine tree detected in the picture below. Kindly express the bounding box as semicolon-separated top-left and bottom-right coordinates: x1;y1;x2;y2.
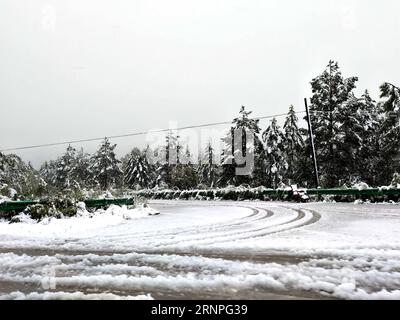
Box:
73;148;94;188
378;82;400;183
219;106;264;186
262;117;286;188
0;152;6;186
91;138;122;190
1;152;45;197
198;141;218;187
355;91;383;185
336;93;365;183
219;127;237;186
181;145;192;165
123;147;154;189
282;105;304;184
380;82;400;117
332;91;383;185
39;145;78;190
309;60;358;187
155;131;179;187
52;145;78;189
40;160;57;187
170;146;198;189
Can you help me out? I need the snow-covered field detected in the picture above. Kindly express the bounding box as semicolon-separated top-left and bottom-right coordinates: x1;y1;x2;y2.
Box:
1;201;400;300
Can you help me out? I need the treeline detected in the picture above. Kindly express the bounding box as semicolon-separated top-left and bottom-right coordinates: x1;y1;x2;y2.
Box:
27;106;307;193
1;61;400;199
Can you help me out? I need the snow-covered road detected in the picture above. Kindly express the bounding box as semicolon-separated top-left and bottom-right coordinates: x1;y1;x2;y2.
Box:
1;201;400;300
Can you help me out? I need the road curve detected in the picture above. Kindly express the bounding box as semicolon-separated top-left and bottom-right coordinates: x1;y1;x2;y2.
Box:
1;201;399;300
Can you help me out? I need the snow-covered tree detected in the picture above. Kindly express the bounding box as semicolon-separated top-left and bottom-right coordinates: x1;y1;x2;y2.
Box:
123;147;154;189
41;145;92;190
170;146;198;189
262;117;286;188
198;141;219;187
336;93;366;183
380;82;400;120
219;106;264;186
73;148;94;188
356;91;384;185
334;91;383;185
1;152;45;197
0;152;7;187
91;138;122;190
378;82;400;182
39;160;56;186
50;145;78;189
219;127;237;186
309;60;358;187
155;131;180;187
282;105;304;184
170;165;197;190
180;145;192;165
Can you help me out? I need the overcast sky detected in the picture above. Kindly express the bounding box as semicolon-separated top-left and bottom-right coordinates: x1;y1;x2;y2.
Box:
1;0;399;168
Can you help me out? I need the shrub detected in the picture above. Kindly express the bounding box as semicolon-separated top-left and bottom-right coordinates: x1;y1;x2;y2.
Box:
23;204;61;221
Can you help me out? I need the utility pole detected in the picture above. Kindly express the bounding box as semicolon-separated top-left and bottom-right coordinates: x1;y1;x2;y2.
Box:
304;98;320;188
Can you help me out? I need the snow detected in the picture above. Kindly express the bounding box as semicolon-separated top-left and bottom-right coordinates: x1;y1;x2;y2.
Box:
0;195;11;204
0;204;160;238
8;188;17;198
1;201;400;299
352;182;369;190
0;291;153;300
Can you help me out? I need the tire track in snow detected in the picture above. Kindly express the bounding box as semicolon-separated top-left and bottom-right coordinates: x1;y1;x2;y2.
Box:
4;247;399;300
0;250;330;300
77;206;273;244
77;205;260;242
2;203;400;300
208;208;321;243
149;207;313;247
133;206;277;247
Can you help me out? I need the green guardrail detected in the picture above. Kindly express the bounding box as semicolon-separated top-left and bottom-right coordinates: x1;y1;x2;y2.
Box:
139;187;400;200
306;188;400;196
84;198;134;208
0;198;135;213
0;200;40;212
1;188;400;213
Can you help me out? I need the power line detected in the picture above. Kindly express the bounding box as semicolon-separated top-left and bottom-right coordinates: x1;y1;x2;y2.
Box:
0;111;306;153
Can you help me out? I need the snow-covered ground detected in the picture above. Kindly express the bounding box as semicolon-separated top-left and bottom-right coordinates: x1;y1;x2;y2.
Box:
0;204;160;239
0;201;400;300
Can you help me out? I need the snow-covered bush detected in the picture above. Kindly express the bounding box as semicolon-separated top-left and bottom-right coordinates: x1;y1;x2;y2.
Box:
23;204;61;221
352;181;370;190
133;185;288;201
391;172;400;188
132;194;148;208
0;184;15;201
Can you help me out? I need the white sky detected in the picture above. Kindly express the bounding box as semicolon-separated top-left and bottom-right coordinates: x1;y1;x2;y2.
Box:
0;0;399;167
